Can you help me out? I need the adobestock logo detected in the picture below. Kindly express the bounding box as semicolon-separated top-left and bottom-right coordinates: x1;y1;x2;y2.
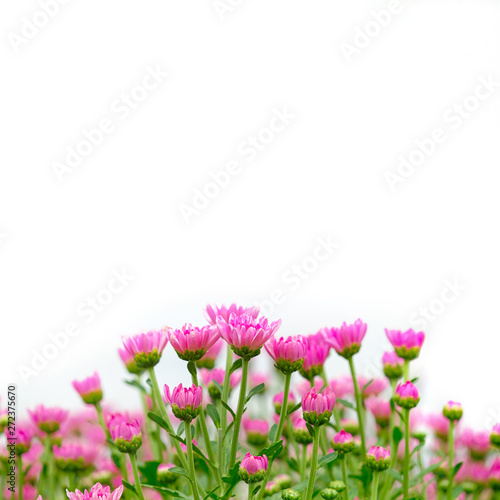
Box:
17;268;133;384
8;0;72;54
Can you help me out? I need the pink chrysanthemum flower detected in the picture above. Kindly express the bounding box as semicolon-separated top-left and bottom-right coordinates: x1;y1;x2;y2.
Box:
366;445;391;471
66;483;124;500
265;335;308;374
302;386;336;427
382;351;405;380
54;443;98;472
292;418;313;445
365;397;391;428
196;339;224;369
357;376;388;398
299;332;330;380
157;463;178;485
216;313;281;360
443;401;463;422
329;376;354;399
459;429;490;460
167;323;220;362
243;417;269;446
121;329;168;368
108;416;142;454
200;368;241;399
394;381;420;410
322;319;367;359
273;391;296;416
72;372;103;405
491;424;500;449
205;303;260;325
164;383;203;423
6;426;34;455
332;430;356;455
118;348;143;375
239;453;268;483
28;405;68;434
385;328;425;361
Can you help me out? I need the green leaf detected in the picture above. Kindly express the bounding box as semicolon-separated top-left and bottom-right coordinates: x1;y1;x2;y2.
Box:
268;423;278;443
221;461;242;499
138;461;162;485
387;468;403;482
245;383;265;403
145;378;152;388
306;422;315;437
223;420;234;440
393;426;403;448
452;461;463;478
142;484;190;498
258;440;283;461
337;398;356;411
147;411;169;431
286;458;300;472
187;361;197;379
206;403;220;428
124;379;147;393
221;399;235;419
452;485;465;498
177;421;185;436
410;440;425;456
361;378;374;394
121;480;138;496
292;480;309;493
229;358;243;375
213;380;223;393
413;459;445;481
111;452;122;470
287;402;302;416
168;466;191;481
410;376;419;384
203;485;221;500
318;452;338;469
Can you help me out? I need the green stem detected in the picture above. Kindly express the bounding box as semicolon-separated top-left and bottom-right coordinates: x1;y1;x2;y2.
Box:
348;356;366;456
403;360;410;382
138;377;161;462
248;482;255;500
341;455;350;500
256;371;292;500
417;447;426;498
447;420;455;500
185;422;200;500
217;398;224;481
371;471;380;500
229;357;249;469
300;444;308;482
403;408;411;500
18;454;23;500
191;368;221;485
305;429;320;500
220;344;233;473
129;453;145;500
147;367;189;471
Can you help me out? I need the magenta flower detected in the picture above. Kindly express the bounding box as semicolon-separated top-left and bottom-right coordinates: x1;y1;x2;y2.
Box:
118;348;143;375
164;383;203;422
196;339;224;369
366;445;391;471
365;397;391;428
302;386;336;427
323;319;367;359
216;313;282;359
382;351;405;379
394;381;420;409
7;426;33;455
385;328;425;360
329;376;354;399
200;368;241;399
54;443;97;472
299;332;330;379
491;424;500;449
427;413;450;441
357;376;388;398
265;335;307;374
292;418;313;445
443;401;463;422
28;405;68;434
121;329;168;368
460;429;490;460
243;417;269;446
332;430;355;455
72;372;103;405
490;458;500;489
66;483;124;500
109;415;142;454
206;303;260;325
239;453;268;483
167;323;220;362
273;391;296;416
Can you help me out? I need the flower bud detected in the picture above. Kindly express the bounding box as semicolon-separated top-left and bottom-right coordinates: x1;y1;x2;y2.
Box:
72;372;103;405
382;351;404;379
122;330;168;368
239;453;268;484
443;401;463;422
157;463;177;485
275;474;291;490
109;417;142;454
264;481;280;497
292;418;313;445
243;418;269;446
164;383;203;423
332;430;355;455
366;446;391;471
281;489;301;500
491;424;500;449
329;481;346;492
321;489;339;499
385;328;425;361
265;335;307;374
394;381;420;410
302;387;336;427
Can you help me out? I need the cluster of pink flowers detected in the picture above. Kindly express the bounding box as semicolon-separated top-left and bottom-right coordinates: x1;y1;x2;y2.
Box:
8;304;500;500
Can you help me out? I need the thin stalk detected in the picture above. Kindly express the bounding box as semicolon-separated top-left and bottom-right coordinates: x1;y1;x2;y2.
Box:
147;367;189;471
217;398;224;480
417;447;426;498
191;369;221;485
305;429;320;500
228;357;249;469
371;471;380;500
185;422;200;500
300;444;308;482
256;371;292;500
44;436;55;500
348;356;366;456
248;482;255;500
403;360;410;382
18;454;23;500
403;408;411;500
447;420;455;500
341;455;350;500
220;344;233;473
129;453;145;500
138;377;161;462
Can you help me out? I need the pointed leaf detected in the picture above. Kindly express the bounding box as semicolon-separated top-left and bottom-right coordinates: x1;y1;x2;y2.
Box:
121;480;138;496
337;398;356;411
206;403;220;428
318;452;338;469
229;358;243;375
245;383;265;403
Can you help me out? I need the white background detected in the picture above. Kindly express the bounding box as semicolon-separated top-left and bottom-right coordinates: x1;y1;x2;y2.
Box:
1;0;499;430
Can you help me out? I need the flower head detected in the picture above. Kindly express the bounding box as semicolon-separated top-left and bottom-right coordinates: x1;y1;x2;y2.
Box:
196;339;224;369
216;314;281;360
167;324;220;362
164;383;203;422
365;398;391;428
122;330;168;368
28;405;68;434
66;483;124;500
157;463;177;485
382;351;405;379
357;377;388;398
118;348;143;375
292;418;313;445
243;418;269;446
205;303;260;325
273;391;296;416
239;453;268;483
332;430;355;455
385;328;425;361
299;332;330;380
72;373;103;405
7;426;34;455
265;335;307;374
200;368;240;399
54;443;97;472
108;415;142;454
443;401;463;422
460;429;490;460
302;386;336;427
366;446;391;471
491;424;500;449
394;381;420;410
323;319;367;359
